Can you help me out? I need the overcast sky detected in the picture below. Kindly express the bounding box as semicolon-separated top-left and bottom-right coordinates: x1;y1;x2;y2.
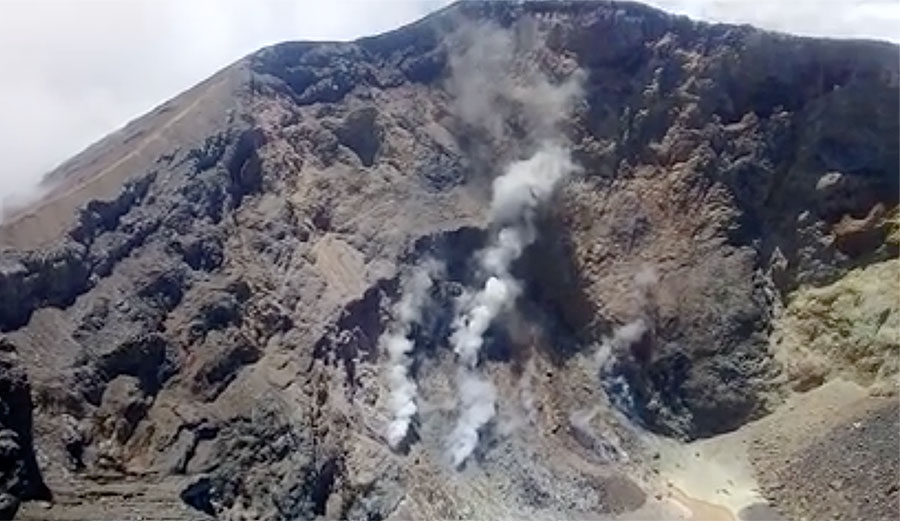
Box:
0;0;897;212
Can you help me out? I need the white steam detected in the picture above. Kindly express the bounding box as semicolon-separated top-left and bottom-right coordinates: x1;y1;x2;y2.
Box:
453;144;577;367
382;259;443;449
518;360;538;426
569;406;600;433
634;264;660;291
451;277;518;368
447;22;584;143
609;319;647;350
488;144;577;227
447;369;497;467
596;265;659;371
447;144;578;467
414;21;584;467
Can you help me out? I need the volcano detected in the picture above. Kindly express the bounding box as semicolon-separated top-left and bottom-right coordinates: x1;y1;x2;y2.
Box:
0;2;897;520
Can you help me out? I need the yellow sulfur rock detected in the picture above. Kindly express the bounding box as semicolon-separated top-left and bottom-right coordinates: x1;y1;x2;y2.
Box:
772;259;899;391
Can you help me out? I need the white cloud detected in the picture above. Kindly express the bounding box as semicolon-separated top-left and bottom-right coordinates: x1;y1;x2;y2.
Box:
0;0;895;215
645;0;900;42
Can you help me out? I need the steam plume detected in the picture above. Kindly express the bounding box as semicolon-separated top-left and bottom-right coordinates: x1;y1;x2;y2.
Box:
447;145;578;466
453;144;577;367
634;264;660;292
442;20;584;467
596;264;659;369
447;22;585;144
382;259;442;449
569;406;600;433
518;359;538;426
447;369;497;467
594;263;660;417
568;406;628;462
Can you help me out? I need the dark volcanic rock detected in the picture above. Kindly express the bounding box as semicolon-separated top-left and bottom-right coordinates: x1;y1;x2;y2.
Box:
191;330;260;401
0;242;90;332
179;408;325;521
0;339;49;519
335;107;382;167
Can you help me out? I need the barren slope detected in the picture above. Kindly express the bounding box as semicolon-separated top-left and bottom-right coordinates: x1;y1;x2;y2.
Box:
0;2;897;520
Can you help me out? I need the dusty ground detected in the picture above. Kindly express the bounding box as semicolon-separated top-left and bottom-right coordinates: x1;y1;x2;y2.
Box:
641;379;898;521
751;382;899;521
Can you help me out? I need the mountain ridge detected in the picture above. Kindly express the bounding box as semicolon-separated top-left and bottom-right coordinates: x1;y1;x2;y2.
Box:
4;0;897;247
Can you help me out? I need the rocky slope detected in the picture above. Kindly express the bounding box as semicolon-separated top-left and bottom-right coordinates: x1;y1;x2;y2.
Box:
0;2;897;520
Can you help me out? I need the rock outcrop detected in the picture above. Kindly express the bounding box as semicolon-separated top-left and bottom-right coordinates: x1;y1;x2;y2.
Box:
0;2;896;520
0;339;49;519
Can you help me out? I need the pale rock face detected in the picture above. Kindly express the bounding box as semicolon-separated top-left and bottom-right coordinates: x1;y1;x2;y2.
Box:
773;258;899;391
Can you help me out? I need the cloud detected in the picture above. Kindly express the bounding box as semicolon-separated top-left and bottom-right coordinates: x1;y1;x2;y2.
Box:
645;0;900;42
